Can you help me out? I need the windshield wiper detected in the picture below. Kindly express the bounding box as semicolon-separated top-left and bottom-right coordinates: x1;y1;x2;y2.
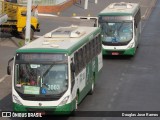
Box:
42;64;55;78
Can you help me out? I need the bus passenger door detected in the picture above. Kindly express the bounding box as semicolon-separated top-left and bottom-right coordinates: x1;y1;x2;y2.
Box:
70;62;77;101
71;63;75;90
134;21;138;46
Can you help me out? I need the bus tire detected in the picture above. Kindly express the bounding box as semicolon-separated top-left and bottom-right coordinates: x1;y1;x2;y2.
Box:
88;80;95;95
75;93;79;110
21;27;34;40
71;94;79;116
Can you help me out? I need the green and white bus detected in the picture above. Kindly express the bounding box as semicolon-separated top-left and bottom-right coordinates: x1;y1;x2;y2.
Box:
7;25;103;114
98;2;141;56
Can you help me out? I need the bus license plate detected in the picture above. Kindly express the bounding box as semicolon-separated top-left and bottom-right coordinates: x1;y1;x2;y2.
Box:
112;52;119;55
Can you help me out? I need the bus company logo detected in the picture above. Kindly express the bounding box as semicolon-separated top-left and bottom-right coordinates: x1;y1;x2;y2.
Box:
2;112;11;117
39;103;42;106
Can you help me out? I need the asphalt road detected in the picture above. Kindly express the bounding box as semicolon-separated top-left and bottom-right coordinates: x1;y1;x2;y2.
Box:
0;0;158;120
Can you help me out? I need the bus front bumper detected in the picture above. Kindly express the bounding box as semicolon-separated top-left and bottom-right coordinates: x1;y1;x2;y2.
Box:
102;48;136;56
13;101;75;115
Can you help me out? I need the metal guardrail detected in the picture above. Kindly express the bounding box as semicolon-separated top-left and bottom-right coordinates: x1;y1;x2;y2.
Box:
17;0;66;6
0;1;22;20
0;1;8;24
0;13;8;24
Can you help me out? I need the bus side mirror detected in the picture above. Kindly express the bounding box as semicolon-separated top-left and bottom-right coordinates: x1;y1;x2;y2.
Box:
7;66;11;75
7;57;14;75
71;63;75;73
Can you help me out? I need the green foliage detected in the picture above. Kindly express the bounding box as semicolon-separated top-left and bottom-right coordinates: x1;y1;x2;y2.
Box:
18;40;24;47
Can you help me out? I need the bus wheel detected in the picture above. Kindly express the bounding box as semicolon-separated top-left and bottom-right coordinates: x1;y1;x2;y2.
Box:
21;27;34;40
88;80;95;95
71;94;79;116
75;94;79;110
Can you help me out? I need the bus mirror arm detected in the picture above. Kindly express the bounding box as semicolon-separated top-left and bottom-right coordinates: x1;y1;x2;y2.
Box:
7;57;14;75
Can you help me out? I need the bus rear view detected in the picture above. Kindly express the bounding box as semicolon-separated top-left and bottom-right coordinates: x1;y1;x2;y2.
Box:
98;2;141;56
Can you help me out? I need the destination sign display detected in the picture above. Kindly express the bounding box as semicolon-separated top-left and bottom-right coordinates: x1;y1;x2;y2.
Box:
16;53;67;62
100;16;133;21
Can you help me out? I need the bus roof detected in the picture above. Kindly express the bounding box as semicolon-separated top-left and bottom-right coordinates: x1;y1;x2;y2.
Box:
16;26;100;55
98;2;140;16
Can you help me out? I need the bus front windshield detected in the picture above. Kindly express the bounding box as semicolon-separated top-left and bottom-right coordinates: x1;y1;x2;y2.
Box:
15;64;68;96
100;22;133;44
14;54;68;96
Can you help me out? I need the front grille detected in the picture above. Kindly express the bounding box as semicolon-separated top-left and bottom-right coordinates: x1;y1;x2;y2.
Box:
27;108;56;112
102;41;130;46
16;91;62;101
106;51;125;55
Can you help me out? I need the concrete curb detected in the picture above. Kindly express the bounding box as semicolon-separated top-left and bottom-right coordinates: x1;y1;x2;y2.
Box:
37;0;77;13
10;37;22;48
144;0;157;20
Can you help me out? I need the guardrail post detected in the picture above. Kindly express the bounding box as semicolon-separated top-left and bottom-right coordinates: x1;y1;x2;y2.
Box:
95;0;98;4
84;0;88;9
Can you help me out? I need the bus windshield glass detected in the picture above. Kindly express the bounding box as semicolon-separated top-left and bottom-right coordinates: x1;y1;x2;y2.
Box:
100;22;133;44
14;53;68;96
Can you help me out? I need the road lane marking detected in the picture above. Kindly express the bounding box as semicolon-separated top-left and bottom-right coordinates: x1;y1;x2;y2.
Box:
118;82;122;86
121;73;125;76
120;78;123;81
0;75;9;83
142;8;149;20
116;87;119;91
34;35;42;38
110;98;115;103
113;92;118;96
38;13;58;17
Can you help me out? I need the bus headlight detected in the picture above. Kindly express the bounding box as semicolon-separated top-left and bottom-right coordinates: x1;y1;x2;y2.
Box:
13;95;22;105
58;96;69;106
127;42;134;49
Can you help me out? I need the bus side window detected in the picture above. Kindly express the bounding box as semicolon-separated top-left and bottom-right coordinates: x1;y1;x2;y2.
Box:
80;48;84;69
84;45;88;64
78;50;82;72
74;52;79;74
86;43;90;63
92;40;94;58
79;48;84;71
93;38;96;57
89;41;92;60
134;9;141;28
95;37;99;55
98;35;101;53
71;60;75;91
91;40;94;59
82;47;86;67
